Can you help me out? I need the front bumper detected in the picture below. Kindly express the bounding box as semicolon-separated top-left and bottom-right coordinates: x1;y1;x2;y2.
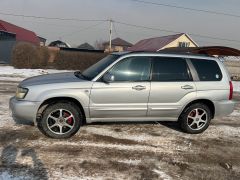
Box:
9;97;41;125
214;100;236;117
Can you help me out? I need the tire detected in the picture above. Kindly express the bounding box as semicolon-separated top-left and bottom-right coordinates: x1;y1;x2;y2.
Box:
179;103;212;134
38;102;83;139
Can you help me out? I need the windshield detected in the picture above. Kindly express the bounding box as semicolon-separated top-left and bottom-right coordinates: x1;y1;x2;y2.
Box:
82;54;120;80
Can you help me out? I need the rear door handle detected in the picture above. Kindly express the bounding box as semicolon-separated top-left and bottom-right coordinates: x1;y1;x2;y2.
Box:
132;85;146;91
181;85;194;90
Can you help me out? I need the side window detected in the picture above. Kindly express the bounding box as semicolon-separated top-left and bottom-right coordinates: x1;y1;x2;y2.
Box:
191;59;222;81
108;56;151;82
152;57;192;82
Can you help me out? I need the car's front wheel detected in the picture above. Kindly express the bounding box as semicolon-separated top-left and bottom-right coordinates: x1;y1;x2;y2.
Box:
38;102;83;138
180;103;211;134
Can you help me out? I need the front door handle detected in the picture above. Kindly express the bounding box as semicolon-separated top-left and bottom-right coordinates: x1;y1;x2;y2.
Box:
181;85;194;90
132;85;146;91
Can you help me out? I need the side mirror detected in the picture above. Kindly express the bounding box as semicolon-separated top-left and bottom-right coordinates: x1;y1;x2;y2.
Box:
102;73;115;83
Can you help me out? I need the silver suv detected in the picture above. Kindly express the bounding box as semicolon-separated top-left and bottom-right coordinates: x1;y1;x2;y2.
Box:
10;52;235;138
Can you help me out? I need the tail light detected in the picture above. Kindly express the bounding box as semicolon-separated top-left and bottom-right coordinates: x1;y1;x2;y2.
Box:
229;81;233;100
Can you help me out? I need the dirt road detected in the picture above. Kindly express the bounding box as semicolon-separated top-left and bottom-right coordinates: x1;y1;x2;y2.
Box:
0;80;240;180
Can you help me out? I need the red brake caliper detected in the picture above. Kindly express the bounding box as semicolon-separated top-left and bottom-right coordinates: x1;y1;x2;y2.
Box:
190;111;196;117
64;112;73;125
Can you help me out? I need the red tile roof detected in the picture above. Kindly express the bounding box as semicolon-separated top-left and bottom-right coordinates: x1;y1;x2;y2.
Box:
0;19;39;45
129;33;187;52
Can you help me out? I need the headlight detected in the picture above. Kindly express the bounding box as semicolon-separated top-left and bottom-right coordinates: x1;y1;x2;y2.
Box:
16;87;28;99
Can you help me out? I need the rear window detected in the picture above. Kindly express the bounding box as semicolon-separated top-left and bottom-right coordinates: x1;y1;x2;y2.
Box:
152;57;192;82
191;59;222;81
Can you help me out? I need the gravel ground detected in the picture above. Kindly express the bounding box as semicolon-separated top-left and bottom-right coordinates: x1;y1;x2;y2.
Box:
0;80;240;180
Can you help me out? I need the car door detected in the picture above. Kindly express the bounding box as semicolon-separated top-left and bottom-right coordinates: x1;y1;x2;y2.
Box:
148;56;197;120
89;56;152;119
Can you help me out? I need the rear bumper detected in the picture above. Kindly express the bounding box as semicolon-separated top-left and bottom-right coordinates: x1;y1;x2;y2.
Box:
214;100;235;117
9;97;40;125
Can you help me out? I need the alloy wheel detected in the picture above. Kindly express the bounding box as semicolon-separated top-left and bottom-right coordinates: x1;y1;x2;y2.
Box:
187;108;208;131
46;109;75;135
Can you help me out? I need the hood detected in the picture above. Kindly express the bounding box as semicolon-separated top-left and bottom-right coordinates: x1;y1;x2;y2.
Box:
19;72;86;87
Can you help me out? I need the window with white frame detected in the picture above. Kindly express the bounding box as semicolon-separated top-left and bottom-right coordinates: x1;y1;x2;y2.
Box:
179;42;190;47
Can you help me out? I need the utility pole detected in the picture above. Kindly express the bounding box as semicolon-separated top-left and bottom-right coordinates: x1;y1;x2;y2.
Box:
109;19;113;52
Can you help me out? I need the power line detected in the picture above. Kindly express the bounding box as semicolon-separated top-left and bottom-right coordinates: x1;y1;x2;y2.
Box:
20;19;89;29
60;21;107;38
131;0;240;18
115;21;178;34
1;10;239;45
114;21;240;44
110;26;226;45
0;12;108;22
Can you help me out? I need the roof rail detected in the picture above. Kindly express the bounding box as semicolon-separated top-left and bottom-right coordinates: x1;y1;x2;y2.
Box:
124;50;211;57
157;50;211;57
159;46;240;56
114;46;240;57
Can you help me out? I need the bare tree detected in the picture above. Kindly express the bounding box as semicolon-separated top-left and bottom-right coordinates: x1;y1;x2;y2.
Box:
94;39;105;50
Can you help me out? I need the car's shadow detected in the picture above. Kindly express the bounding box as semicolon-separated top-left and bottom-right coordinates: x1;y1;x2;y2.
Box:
12;117;34;126
14;118;184;133
85;121;183;133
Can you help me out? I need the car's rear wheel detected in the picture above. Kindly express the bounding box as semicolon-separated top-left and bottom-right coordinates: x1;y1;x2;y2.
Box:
180;103;211;134
38;102;82;138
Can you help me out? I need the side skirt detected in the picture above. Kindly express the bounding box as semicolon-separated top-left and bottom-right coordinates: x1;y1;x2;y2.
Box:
86;117;178;124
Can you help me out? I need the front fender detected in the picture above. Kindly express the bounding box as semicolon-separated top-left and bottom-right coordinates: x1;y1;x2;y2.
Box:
37;89;90;107
35;88;91;119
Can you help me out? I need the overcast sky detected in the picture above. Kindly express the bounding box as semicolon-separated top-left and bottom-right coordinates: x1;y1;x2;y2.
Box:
0;0;240;48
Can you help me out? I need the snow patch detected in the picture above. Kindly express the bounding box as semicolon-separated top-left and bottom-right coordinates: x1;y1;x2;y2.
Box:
233;81;240;92
86;126;152;142
206;125;240;138
84;126;193;151
118;159;142;165
0;171;31;180
0;94;16;128
153;169;172;180
230;110;240;116
0;77;24;81
51;171;107;180
52;141;165;153
0;66;71;81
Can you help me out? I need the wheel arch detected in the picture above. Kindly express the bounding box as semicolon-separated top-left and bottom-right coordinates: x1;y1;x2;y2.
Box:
179;99;215;120
36;96;86;124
